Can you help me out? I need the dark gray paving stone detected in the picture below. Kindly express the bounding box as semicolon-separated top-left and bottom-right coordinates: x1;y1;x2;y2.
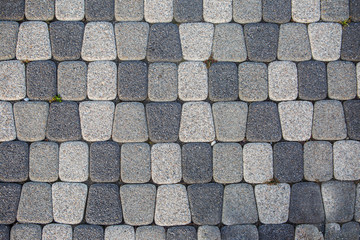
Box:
344;100;360;140
0;0;24;20
0;183;21;224
246;102;282;142
341;23;360;61
187;183;223;225
326;222;360;240
289;182;325;224
85;184;122;225
298;61;327;101
174;0;202;22
118;61;147;101
262;0;291;23
0;21;18;61
221;225;259;240
147;23;182;62
167;226;197;240
73;225;104;240
146;102;181;143
274;142;303;183
50;21;84;61
0;141;28;182
182;143;212;184
90;142;120;183
25;0;54;20
209;62;238;102
0;225;9;240
258;224;294;240
85;0;114;21
244;23;279;62
26;60;56;101
46;102;81;142
10;224;41;240
350;0;360;22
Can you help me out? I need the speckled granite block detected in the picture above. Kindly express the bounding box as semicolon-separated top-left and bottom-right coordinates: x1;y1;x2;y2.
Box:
325;222;360;240
292;0;320;23
321;0;349;22
0;225;9;240
0;101;16;142
167;227;196;240
174;0;202;22
298;61;327;100
295;225;324;240
121;143;150;183
263;0;291;23
29;142;58;182
85;0;114;21
0;141;28;182
105;225;135;240
341;23;360;61
198;226;221;240
10;224;41;240
334;140;360;181
0;183;21;224
259;224;294;240
344;100;360;140
221;225;259;240
118;61;147;101
25;0;54;20
148;63;177;101
203;0;232;23
327;61;356;100
73;225;104;240
42;224;72;240
144;0;173;23
350;0;360;21
213;143;242;184
233;0;261;23
115;0;143;21
55;0;84;21
59;141;88;182
209;62;238;102
0;0;25;20
304;141;333;182
0;21;18;60
136;226;165;240
0;60;26;101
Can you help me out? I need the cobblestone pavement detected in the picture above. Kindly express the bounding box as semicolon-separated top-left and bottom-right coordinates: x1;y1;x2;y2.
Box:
0;0;360;239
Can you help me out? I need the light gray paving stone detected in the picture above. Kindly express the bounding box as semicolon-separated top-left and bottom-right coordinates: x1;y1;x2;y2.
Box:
155;184;191;226
321;0;349;22
17;182;52;224
356;184;360;222
148;63;177;101
115;22;149;60
213;143;242;184
55;0;84;20
203;0;232;23
115;0;143;21
268;61;298;101
16;21;51;61
308;23;342;61
151;143;181;184
278;101;313;141
198;226;221;240
295;225;324;240
312;100;347;140
334;140;360;181
10;224;42;240
120;184;156;226
29;142;58;182
57;61;87;101
327;61;357;100
0;101;16;142
42;224;72;240
243;143;273;184
238;62;268;102
179;23;214;61
112;102;148;143
0;60;25;101
144;0;173;23
87;61;117;100
13;102;48;142
25;0;54;20
52;182;87;224
233;0;261;23
59;141;89;182
121;143;150;183
304;141;333;182
136;226;165;240
212;102;247;142
79;101;114;142
179;102;215;142
358;63;360;98
292;0;320;23
178;61;208;101
222;184;258;225
81;22;116;61
255;183;291;224
0;21;18;60
105;225;135;240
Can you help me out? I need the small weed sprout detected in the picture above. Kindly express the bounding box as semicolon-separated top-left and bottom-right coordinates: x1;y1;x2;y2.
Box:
49;94;62;103
339;17;351;28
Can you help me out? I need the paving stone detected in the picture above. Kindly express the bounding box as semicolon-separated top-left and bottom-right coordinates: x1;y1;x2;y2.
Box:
144;0;173;23
0;141;28;182
118;61;147;101
321;0;349;21
178;61;208;101
147;23;182;62
0;60;25;101
0;225;9;240
246;102;282;142
356;184;360;222
358;63;360;97
209;62;238;101
50;21;84;61
179;23;214;61
42;224;72;240
182;143;212;184
0;102;16;142
213;143;242;184
87;61;116;100
298;61;327;101
25;0;54;20
325;222;360;240
155;184;191;226
120;184;156;226
112;102;148;143
105;225;135;240
59;141;88;182
263;0;291;23
85;0;114;21
278;101;313;141
57;61;87;101
308;23;342;61
174;0;202;22
198;226;221;240
289;182;325;224
167;226;196;240
89;141;120;183
0;183;21;224
81;22;116;61
258;224;294;240
292;0;320;23
203;0;232;23
233;0;261;23
238;62;267;102
350;0;360;21
115;0;143;21
0;21;18;60
85;184;122;225
148;63;177;101
334;140;360;181
328;61;356;100
52;182;87;224
46;102;82;142
115;22;149;60
294;225;324;240
29;142;58;182
304;141;333;182
341;23;360;61
55;0;84;20
222;184;258;225
188;183;224;225
136;226;165;240
79;101;115;141
17;182;52;224
10;224;41;240
221;225;259;240
73;225;104;240
244;23;279;62
0;0;24;20
120;143;150;183
344;100;360;140
312;100;347;140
